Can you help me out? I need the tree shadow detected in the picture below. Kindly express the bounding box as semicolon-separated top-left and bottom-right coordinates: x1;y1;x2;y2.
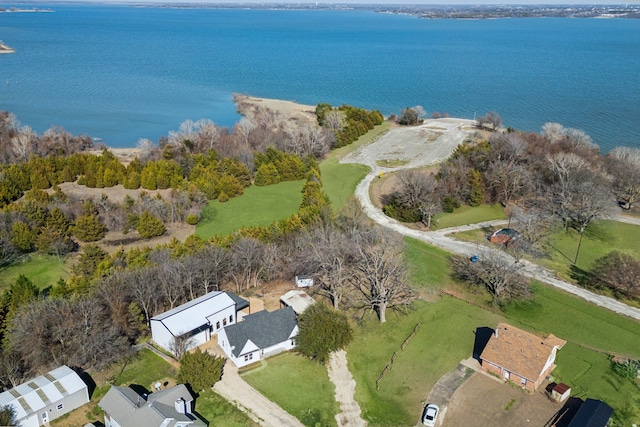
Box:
472;327;495;360
547;242;575;264
569;264;592;287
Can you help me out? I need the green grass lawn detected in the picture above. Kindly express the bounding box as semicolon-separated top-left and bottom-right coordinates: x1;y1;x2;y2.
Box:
348;298;501;426
0;253;69;292
195;390;260;427
196;180;305;238
543;220;640;281
113;349;178;388
553;343;640;423
432;204;507;229
241;352;338;427
404;236;451;290
320;121;392;212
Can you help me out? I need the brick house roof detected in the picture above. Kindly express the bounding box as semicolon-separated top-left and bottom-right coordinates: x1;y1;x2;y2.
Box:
480;323;566;381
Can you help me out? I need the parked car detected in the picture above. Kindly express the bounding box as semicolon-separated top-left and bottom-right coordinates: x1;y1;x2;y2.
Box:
422;403;439;426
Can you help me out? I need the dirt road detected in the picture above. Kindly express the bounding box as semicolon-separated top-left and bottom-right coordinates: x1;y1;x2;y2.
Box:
346;120;640;322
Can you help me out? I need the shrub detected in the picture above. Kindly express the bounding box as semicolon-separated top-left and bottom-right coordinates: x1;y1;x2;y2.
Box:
186;214;200;225
136;212;166;238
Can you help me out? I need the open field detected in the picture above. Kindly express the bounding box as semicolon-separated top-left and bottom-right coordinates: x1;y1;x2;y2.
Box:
432;204;507;229
241;352;339;427
0;254;69;292
320;121;392;212
196;180;305;238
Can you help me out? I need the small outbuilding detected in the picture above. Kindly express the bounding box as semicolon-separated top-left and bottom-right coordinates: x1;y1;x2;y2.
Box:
551;383;571;403
150;290;249;356
0;365;90;427
218;307;298;367
295;275;314;288
280;289;315;315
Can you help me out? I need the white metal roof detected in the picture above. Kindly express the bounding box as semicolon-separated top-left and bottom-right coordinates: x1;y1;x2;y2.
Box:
151;291;236;335
280;290;315;315
0;365;87;420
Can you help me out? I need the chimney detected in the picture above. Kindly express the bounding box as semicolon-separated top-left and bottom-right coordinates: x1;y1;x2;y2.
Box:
175;398;186;414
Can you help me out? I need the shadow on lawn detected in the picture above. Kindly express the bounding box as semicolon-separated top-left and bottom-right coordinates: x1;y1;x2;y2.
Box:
472;327;495;360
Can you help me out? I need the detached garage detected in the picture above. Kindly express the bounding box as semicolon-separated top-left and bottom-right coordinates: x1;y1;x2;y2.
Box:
0;365;89;427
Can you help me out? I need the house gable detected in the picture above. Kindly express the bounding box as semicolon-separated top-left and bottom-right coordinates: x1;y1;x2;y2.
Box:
480;323;566;385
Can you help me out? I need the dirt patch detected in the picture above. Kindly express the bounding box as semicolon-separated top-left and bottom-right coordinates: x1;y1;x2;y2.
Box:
443;372;562;427
52;181;179;205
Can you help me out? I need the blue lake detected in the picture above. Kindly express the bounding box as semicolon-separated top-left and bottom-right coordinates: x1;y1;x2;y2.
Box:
1;5;639;151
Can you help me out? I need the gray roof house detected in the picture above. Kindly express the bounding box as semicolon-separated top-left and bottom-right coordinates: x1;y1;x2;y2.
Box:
0;365;89;427
150;290;249;356
218;307;298;367
99;384;206;427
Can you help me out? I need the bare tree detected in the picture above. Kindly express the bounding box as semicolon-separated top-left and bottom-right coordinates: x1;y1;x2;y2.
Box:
323;109;346;132
11;125;37;162
607;147;640;210
396;170;442;228
350;230;415;322
229;237;265;292
450;250;531;306
541;122;566;144
169;334;196;359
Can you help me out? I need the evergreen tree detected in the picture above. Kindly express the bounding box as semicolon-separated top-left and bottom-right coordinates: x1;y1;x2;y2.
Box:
178;348;225;392
10;222;35;252
72;215;107;242
136;211;166;238
296;304;353;364
72;244;108;278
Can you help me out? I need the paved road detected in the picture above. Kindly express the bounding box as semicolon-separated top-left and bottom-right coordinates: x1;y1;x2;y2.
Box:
346;122;640;322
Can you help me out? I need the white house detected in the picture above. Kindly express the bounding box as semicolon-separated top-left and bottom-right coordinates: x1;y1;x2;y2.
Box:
99;384;206;427
0;365;89;427
150;291;249;355
218;307;298;367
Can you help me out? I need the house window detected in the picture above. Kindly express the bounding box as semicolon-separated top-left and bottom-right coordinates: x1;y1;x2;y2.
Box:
57;403;64;411
244;353;253;362
229;315;233;323
216;321;220;329
520;378;527;386
223;318;227;326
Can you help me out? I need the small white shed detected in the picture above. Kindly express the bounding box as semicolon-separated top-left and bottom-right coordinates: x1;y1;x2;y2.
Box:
295;275;314;288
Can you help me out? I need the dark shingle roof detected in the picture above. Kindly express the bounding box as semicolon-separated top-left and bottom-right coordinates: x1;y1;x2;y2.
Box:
224;307;297;357
567;399;613;427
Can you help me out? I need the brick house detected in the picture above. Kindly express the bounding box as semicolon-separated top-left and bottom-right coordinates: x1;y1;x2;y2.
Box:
480;323;566;391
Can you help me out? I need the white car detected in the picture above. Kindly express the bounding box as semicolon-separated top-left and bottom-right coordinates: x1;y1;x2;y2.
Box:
422;403;439;426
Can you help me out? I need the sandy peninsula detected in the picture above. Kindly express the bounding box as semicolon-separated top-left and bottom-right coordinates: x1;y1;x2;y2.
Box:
0;41;15;54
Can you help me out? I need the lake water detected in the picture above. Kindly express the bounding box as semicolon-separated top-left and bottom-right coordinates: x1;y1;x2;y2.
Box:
1;5;639;151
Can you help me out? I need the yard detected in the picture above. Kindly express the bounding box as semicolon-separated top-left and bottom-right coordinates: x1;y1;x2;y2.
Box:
196;179;305;238
241;352;339;427
51;349;257;427
0;253;69;292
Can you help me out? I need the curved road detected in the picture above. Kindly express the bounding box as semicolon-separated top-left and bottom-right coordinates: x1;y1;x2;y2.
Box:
344;119;640;322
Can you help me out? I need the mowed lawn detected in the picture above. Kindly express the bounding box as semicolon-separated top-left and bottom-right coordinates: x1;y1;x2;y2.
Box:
431;204;507;229
320;121;391;212
196;180;305;238
0;253;69;292
241;352;338;427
